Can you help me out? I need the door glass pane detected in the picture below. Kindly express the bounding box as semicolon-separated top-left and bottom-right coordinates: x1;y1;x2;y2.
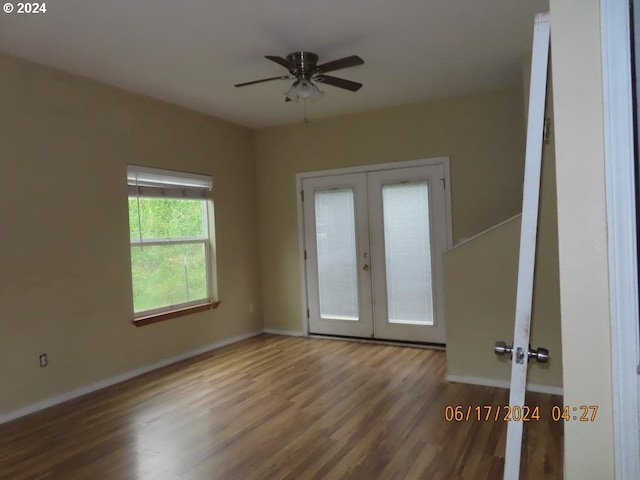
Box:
315;189;359;320
382;182;434;325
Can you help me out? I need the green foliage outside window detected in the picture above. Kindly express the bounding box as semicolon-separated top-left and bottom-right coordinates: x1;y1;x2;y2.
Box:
129;198;209;313
129;197;204;240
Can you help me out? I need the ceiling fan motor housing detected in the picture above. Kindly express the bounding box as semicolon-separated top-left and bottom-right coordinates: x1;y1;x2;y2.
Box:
286;52;319;80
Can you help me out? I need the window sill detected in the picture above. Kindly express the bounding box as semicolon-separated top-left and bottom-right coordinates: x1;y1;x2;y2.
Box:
132;301;220;327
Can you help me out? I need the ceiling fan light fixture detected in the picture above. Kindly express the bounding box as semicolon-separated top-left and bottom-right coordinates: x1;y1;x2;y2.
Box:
296;80;314;98
285;79;324;102
309;83;324;103
286;83;299;101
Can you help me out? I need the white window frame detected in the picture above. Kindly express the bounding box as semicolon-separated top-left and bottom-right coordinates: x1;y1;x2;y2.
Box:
127;165;215;319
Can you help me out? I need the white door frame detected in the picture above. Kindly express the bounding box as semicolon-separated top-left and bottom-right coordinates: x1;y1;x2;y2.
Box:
367;165;448;343
601;0;640;477
302;173;375;338
295;157;453;336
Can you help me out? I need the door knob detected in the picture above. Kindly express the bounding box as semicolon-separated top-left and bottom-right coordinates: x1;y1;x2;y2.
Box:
494;341;549;364
494;341;513;355
363;264;370;271
528;346;549;363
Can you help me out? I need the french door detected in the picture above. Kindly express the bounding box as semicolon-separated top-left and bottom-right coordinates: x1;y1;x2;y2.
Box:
302;164;448;344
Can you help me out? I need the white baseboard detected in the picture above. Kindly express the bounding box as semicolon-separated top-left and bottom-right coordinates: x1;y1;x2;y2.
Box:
446;374;564;396
0;330;263;425
263;328;305;337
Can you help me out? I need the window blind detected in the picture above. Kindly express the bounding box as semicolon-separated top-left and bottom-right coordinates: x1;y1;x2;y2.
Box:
127;165;212;199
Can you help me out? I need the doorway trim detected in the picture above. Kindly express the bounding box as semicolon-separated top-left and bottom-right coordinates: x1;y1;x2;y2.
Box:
601;0;640;477
295;156;453;336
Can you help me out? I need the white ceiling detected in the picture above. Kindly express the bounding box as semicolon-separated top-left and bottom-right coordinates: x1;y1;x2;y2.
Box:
0;0;548;128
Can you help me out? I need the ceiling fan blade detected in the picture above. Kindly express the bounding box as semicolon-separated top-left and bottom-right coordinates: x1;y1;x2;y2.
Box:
316;55;364;73
315;75;362;92
265;55;292;70
234;76;290;87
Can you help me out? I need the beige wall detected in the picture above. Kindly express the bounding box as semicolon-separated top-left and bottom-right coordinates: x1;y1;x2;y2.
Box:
550;0;615;478
444;217;522;382
0;53;262;417
444;213;562;388
256;89;526;332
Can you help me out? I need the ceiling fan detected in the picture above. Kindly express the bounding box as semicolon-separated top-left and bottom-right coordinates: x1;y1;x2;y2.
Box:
234;52;364;102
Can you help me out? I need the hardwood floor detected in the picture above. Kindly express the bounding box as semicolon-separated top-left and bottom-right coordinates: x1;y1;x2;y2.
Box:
0;335;563;479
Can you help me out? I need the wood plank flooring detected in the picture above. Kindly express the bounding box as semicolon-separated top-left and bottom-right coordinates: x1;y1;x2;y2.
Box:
0;335;563;479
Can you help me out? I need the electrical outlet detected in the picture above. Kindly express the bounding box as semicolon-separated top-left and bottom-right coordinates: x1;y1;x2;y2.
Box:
39;353;48;368
249;303;255;313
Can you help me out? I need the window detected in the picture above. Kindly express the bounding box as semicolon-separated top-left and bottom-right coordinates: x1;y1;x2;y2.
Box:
127;165;217;325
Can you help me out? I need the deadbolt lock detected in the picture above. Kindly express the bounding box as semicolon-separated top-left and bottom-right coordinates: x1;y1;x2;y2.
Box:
494;341;549;364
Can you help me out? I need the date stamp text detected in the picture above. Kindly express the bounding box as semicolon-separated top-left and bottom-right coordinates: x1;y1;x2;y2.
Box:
445;405;599;422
